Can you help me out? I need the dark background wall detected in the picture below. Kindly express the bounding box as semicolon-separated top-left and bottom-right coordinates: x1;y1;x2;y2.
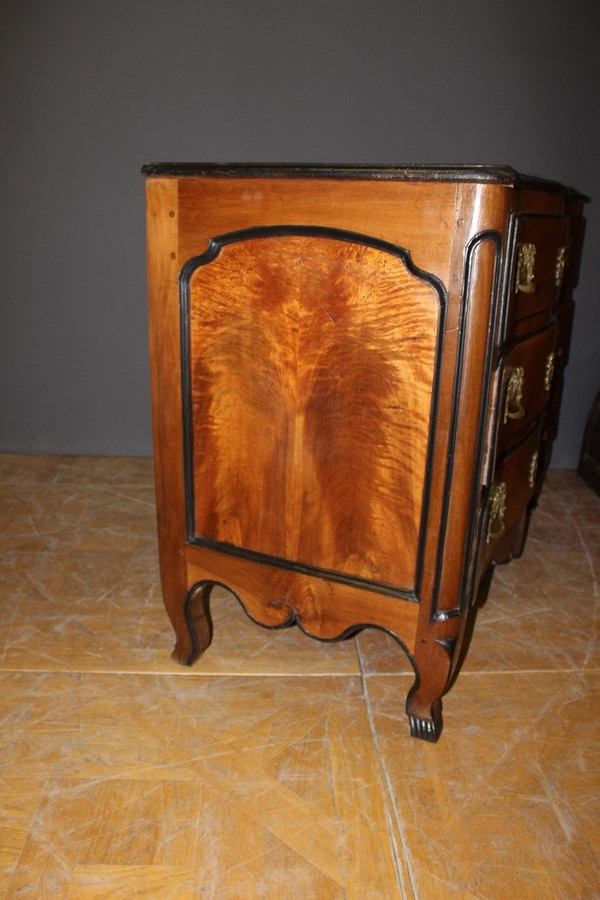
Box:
1;0;598;465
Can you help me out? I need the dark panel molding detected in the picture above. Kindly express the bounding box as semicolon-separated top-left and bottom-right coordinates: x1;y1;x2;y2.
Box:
431;229;504;624
179;224;448;605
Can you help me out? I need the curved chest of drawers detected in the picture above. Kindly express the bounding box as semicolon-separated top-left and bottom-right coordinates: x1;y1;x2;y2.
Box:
143;163;587;741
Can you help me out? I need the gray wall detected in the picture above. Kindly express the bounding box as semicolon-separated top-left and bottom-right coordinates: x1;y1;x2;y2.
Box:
1;0;598;465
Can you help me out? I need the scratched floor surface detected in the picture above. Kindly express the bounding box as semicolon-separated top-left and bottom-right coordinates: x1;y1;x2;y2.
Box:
0;455;598;898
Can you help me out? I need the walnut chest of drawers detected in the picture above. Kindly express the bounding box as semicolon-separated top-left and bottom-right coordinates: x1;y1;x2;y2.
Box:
142;163;587;740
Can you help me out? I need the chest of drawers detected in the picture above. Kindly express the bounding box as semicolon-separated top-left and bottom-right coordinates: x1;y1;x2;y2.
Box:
143;164;587;740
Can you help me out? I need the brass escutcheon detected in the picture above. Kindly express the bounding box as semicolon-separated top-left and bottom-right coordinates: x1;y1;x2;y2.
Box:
544;352;555;391
555;246;567;286
528;450;539;489
486;482;507;544
504;366;526;424
515;242;536;293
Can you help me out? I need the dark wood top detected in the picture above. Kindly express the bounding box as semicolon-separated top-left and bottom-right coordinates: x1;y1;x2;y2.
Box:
141;162;584;195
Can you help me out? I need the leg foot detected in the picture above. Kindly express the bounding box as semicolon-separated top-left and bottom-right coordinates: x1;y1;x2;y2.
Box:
180;581;214;666
407;698;443;742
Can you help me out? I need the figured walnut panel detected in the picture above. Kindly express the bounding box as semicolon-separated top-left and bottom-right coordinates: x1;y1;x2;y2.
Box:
183;230;442;591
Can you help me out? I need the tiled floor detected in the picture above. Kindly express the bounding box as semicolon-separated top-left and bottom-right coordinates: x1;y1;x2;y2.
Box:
0;454;598;898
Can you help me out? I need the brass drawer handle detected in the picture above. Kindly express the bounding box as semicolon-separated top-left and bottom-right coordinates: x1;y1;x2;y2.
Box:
528;451;539;489
555;246;567;286
486;482;507;544
504;367;526;424
544;352;555;391
515;243;536;294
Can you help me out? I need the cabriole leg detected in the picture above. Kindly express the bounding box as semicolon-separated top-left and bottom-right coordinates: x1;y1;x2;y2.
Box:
182;580;215;666
405;632;460;742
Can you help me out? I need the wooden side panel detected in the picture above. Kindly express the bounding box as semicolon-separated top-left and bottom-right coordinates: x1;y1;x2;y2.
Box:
145;178;191;660
177;178;458;282
185;232;441;591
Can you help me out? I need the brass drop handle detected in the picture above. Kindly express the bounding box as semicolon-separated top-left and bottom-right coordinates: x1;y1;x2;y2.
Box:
528;451;539;489
544;352;555;391
515;243;536;294
486;482;507;544
504;367;526;424
555;246;567;286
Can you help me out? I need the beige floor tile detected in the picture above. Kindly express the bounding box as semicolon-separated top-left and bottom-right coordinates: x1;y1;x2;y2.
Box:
1;455;598;899
0;484;155;556
365;670;600;899
0;454;67;485
66;865;198;900
0;577;360;675
0;452;155;489
0;777;45;894
1;672;403;898
53;455;155;487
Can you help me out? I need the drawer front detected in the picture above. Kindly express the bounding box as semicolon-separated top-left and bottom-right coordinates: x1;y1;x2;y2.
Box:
497;323;556;451
539;301;575;447
506;215;568;328
485;426;542;557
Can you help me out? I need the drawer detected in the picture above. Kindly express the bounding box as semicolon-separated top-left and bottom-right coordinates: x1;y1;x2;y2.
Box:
496;323;556;452
505;215;568;329
484;425;542;558
542;299;574;442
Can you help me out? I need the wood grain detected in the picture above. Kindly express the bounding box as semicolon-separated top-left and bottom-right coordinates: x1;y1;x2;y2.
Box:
145;178;190;662
177;178;459;282
186;232;441;590
144;167;586;739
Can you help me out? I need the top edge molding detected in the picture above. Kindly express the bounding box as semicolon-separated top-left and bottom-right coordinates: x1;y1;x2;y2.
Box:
140;163;586;196
141;162;519;183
